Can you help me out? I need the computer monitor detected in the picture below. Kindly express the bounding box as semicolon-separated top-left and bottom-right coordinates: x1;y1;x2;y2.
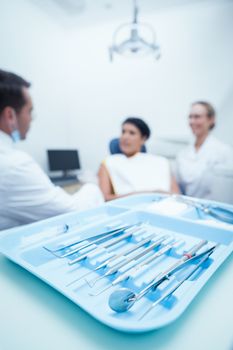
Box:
47;149;81;180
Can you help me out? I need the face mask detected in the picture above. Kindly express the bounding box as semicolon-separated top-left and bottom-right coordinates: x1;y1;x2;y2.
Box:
11;129;21;143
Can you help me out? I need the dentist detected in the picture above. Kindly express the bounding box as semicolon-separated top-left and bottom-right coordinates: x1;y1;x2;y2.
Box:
0;69;103;230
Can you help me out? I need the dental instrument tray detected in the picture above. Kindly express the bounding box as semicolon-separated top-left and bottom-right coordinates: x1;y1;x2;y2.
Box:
0;196;232;333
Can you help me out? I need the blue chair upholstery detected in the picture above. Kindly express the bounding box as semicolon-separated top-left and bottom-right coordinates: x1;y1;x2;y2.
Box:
109;138;147;154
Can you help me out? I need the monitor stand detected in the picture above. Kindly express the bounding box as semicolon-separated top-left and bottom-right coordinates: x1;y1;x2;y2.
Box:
50;171;79;184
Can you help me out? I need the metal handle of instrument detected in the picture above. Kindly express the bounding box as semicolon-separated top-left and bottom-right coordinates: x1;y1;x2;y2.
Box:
60;225;140;259
139;248;215;320
204;207;233;224
173;195;233;224
43;224;135;253
98;235;168;278
112;240;180;286
66;233;155;287
68;226;142;265
135;239;207;301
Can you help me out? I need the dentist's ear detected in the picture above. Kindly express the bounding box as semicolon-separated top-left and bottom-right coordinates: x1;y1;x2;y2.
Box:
4;107;17;131
8;108;21;142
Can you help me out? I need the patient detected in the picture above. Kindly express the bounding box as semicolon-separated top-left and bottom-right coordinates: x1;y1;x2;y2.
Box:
98;117;180;201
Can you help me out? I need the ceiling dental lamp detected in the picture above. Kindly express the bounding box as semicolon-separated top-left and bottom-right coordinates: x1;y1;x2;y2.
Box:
109;0;161;61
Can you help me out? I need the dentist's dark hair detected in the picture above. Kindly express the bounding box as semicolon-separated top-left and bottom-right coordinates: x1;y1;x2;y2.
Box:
0;69;31;115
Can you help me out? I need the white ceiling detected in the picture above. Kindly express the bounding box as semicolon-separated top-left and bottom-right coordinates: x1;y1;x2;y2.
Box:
30;0;233;26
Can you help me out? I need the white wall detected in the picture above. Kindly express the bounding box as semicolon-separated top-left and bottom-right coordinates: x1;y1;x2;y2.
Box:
0;0;233;173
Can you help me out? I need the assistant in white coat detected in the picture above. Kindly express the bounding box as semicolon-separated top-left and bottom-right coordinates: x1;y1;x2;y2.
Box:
175;101;233;199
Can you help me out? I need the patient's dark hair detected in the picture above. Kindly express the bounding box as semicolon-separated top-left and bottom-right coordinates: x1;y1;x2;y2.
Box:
0;69;31;115
192;101;216;130
122;117;151;140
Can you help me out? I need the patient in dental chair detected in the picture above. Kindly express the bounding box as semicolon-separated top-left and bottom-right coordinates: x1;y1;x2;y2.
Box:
98;117;179;201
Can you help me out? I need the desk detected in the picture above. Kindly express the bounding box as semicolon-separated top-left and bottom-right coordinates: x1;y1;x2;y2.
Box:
0;252;232;350
51;179;82;194
61;182;82;194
